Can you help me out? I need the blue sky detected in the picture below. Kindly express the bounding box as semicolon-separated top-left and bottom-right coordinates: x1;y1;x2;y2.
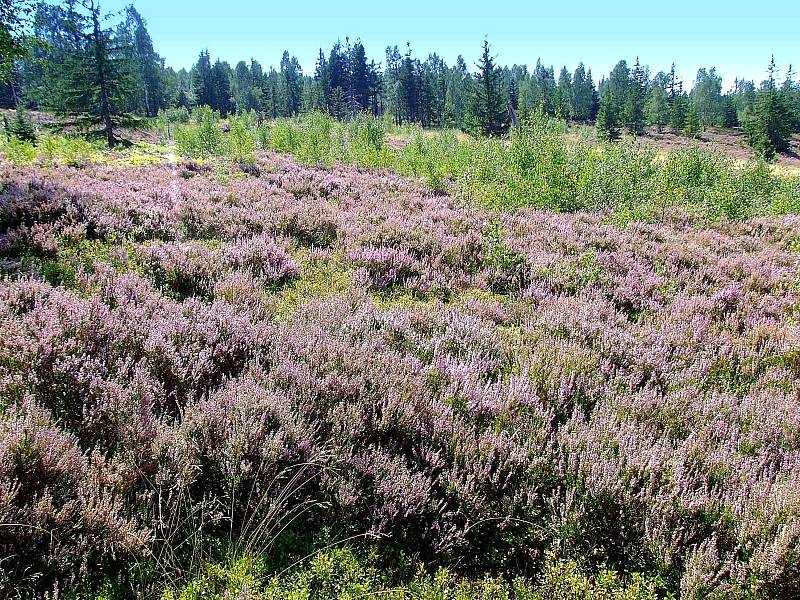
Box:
100;0;799;89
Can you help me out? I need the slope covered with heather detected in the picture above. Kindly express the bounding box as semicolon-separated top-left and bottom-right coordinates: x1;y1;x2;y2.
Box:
1;152;799;598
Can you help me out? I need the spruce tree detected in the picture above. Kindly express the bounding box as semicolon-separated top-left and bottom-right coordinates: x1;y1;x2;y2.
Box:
470;39;508;137
744;57;793;158
720;95;738;127
211;60;231;117
555;66;572;120
6;106;36;142
52;0;134;147
596;89;620;141
645;84;669;132
622;57;646;134
670;92;688;131
192;50;214;108
684;103;701;138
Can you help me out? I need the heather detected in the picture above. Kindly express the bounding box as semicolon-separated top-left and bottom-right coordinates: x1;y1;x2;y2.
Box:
196;111;800;220
0;152;799;598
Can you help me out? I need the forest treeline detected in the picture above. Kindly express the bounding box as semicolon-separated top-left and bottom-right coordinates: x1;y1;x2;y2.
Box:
1;0;799;156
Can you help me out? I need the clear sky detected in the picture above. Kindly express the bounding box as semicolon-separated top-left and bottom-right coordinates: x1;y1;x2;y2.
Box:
99;0;799;89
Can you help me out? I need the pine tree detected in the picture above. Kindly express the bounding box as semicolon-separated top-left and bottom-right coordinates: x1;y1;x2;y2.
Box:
744;56;793;158
622;57;646;134
6;106;36;141
192;50;213;108
645;84;670;132
670;92;688;131
684;103;701;138
555;66;572;120
720;95;738;127
211;60;231;117
596;89;620;141
470;39;508;137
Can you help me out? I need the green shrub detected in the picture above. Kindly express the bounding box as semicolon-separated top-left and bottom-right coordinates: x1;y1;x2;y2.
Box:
1;135;36;164
228;114;257;164
175;106;225;158
269;119;302;155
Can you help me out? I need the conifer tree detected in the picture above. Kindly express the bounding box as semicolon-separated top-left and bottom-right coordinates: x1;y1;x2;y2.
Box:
192;50;213;108
53;0;134;147
720;95;738;127
119;6;163;117
469;39;508;136
684;103;701;138
555;66;572;120
744;57;793;158
596;88;620;141
622;57;646;134
280;51;302;116
645;84;669;132
211;59;231;117
670;92;688;131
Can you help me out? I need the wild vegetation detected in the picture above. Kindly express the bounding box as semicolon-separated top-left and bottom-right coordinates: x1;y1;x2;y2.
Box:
1;1;800;599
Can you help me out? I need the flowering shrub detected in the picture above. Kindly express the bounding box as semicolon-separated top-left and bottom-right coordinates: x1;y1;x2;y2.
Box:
0;154;799;597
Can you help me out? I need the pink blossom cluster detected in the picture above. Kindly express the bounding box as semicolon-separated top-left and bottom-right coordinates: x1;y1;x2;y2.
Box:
0;155;799;596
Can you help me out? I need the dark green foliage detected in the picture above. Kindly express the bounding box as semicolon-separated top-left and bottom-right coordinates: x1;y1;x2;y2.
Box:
721;95;739;127
468;40;509;137
622;57;646;134
5;106;35;141
744;57;794;159
118;6;165;117
571;62;595;121
685;103;702;138
56;1;136;147
671;92;688;132
596;89;620;141
280;50;302;116
555;66;572;119
645;84;670;132
0;0;31;81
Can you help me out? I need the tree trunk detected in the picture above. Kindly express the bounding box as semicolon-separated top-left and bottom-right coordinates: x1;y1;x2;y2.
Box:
90;1;115;147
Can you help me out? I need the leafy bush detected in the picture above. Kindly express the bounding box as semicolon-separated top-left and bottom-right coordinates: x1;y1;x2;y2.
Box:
175;106;225;157
228;114;257;164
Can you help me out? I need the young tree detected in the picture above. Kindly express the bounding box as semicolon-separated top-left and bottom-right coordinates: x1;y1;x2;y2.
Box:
469;39;508;136
645;84;670;132
192;50;213;108
691;67;722;128
280;51;302;116
555;66;572;120
622;57;646;134
670;91;688;132
596;88;620;141
744;57;793;158
684;102;701;138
